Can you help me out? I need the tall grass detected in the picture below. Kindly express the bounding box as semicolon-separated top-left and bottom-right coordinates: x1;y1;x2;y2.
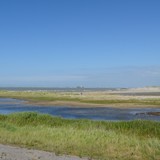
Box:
0;112;160;160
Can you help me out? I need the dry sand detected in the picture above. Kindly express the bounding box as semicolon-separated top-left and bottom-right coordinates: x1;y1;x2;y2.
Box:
0;144;88;160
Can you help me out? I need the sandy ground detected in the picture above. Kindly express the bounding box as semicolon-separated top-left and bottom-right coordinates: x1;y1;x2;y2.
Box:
26;100;160;108
0;144;88;160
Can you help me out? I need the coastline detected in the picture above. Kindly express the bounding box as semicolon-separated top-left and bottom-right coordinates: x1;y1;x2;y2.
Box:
0;87;160;109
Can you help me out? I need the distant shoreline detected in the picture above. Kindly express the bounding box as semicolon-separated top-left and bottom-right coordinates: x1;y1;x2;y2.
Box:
0;87;160;109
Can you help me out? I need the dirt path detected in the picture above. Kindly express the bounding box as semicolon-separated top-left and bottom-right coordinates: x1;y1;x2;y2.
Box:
0;144;88;160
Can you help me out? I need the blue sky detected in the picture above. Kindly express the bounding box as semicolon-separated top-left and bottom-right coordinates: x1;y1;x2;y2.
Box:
0;0;160;87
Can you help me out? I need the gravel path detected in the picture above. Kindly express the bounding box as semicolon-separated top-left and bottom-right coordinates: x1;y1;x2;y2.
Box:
0;144;88;160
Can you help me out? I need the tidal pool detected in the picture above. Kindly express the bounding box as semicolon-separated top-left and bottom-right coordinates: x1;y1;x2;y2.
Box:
0;98;160;121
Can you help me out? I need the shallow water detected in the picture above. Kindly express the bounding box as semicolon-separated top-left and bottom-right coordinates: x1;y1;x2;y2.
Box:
0;98;160;121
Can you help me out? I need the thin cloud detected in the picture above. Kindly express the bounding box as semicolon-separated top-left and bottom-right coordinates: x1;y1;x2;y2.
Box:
0;66;160;87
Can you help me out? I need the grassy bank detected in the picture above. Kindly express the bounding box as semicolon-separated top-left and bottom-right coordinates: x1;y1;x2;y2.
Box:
0;90;160;107
0;112;160;160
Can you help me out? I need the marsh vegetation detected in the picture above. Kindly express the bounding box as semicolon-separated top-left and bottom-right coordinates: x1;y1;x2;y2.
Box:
0;89;160;107
0;112;159;160
0;89;160;159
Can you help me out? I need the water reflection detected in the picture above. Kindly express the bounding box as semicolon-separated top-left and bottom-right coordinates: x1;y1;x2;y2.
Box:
0;98;160;121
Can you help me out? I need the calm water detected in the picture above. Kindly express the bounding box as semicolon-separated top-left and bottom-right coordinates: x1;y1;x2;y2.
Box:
0;98;160;121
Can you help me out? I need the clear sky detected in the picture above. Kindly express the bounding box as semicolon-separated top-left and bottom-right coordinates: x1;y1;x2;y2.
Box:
0;0;160;88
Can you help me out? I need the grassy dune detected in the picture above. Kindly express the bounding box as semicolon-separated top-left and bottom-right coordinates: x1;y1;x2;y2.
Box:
0;112;160;160
0;90;160;107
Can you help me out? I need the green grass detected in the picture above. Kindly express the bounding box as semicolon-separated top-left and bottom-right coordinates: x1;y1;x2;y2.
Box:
0;112;160;160
0;90;81;102
81;99;160;105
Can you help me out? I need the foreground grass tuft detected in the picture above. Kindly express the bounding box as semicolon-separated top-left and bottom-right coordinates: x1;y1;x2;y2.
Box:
0;112;160;160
